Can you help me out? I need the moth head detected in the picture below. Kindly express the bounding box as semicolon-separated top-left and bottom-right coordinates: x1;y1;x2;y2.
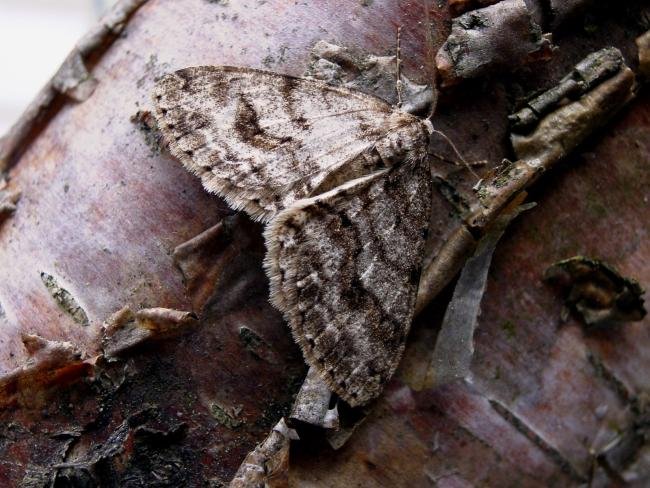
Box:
422;119;434;135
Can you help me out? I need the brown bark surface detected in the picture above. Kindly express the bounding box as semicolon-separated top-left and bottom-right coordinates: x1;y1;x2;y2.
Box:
0;0;648;486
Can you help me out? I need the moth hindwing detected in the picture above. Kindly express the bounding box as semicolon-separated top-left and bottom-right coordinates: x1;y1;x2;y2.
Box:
153;66;432;406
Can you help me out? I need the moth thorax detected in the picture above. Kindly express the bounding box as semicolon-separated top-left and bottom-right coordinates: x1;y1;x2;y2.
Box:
375;122;428;166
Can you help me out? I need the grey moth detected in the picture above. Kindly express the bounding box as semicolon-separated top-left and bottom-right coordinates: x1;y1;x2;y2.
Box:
153;66;432;406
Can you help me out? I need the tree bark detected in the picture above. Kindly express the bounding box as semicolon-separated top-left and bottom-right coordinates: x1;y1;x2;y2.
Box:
0;0;648;486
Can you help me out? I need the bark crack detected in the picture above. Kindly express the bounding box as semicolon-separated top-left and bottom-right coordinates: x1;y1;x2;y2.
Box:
489;399;587;482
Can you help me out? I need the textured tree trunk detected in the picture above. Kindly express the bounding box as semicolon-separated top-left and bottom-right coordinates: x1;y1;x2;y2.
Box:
0;0;648;486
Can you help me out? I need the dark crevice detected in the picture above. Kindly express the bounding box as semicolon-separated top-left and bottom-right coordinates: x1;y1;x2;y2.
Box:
586;351;634;407
489;399;587;482
533;0;554;31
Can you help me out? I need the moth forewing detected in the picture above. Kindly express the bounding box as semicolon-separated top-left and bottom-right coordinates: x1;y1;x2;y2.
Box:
153;66;411;222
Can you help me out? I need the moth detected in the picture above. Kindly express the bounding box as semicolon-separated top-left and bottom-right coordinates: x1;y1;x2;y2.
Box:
153;65;433;407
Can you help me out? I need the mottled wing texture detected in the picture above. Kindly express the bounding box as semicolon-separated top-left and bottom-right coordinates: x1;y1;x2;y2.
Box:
153;66;401;221
265;157;432;406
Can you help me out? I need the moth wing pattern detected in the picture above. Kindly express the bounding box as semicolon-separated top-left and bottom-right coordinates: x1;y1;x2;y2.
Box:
153;66;404;222
265;157;432;406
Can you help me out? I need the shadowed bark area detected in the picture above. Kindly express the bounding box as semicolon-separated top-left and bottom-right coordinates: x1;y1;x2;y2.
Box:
0;0;648;486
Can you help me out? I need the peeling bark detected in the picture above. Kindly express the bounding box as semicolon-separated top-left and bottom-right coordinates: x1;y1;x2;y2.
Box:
435;0;553;86
512;63;635;166
23;406;190;487
306;40;434;114
172;215;259;315
102;306;197;359
423;198;533;389
230;418;297;488
0;335;89;410
509;47;629;134
545;256;646;328
52;52;98;103
289;367;338;430
462;47;636;235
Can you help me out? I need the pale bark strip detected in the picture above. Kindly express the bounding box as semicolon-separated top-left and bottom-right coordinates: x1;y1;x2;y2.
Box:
0;0;150;172
423;199;534;388
289;367;338;430
415;225;476;316
229;418;298;488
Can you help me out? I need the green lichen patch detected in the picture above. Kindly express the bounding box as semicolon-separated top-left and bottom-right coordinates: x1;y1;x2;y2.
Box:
238;326;277;364
40;272;90;327
209;402;243;429
501;320;517;340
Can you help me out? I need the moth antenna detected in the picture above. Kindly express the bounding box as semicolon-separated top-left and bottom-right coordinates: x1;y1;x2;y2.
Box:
396;26;403;109
422;0;441;121
430;128;480;178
